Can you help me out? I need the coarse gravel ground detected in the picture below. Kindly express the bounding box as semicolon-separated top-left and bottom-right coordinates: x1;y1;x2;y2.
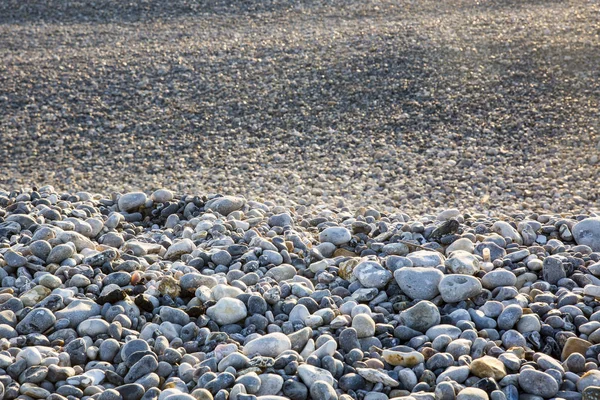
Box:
0;0;599;215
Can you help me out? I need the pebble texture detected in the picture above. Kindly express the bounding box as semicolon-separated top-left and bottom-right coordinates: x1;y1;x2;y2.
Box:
0;0;598;215
0;1;600;399
0;188;598;400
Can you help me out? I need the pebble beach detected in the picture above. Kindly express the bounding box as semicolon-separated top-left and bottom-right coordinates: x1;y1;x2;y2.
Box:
1;1;600;400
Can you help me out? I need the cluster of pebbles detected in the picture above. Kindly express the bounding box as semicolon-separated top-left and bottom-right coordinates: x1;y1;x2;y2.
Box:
1;0;599;215
2;187;600;400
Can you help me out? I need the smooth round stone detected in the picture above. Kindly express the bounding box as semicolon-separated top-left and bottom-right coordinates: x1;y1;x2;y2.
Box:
457;388;489;400
256;374;284;396
121;339;151;361
578;371;600;392
497;305;523;330
164;238;196;260
151;189;174;203
243;333;291;358
470;356;507;380
352;261;392;289
445;250;480;275
352;314;376;338
426;324;462;340
339;373;366;392
438;275;482;303
319;227;352;245
268;213;293;227
297;364;335;387
310;380;337;400
289;304;310;323
561;337;592;361
518;369;559;398
492;221;523;245
236;372;261;394
394;267;443;300
399;300;440;332
77;319;110;337
283;379;309;400
573;217;600;251
207;298;248;325
47;243;75;264
481;270;517;289
516;314;541;333
205;195;246;216
501;330;526;348
29;240;52;260
16;307;56;334
118;192;147;212
407;250;446;267
18;347;43;366
39;274;63;289
446;237;475;255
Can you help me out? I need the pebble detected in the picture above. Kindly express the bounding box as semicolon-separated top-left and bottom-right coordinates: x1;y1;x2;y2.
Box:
319;226;352;245
243;333;291;358
518;369;559;398
438;274;482;303
207;298;248;325
573;217;600;252
118;191;147;212
394;267;443;300
399;300;441;332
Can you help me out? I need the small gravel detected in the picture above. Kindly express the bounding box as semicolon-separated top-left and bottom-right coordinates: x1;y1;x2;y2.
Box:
0;0;599;215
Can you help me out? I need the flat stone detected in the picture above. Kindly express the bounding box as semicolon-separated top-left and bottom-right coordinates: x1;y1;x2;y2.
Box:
561;337;592;361
406;250;445;268
573;217;600;252
16;307;56;334
394;267;443;300
353;260;392;289
445;250;480;275
518;369;559;398
243;333;291;358
118;192;147;212
319;226;352;245
399;300;440;332
207;297;248;325
382;349;424;367
492;221;523;245
356;368;399;386
297;364;334;387
55;299;101;328
470;356;507;380
543;256;566;285
579;371;600;393
164;238;196;260
438;275;482;303
205;195;246;216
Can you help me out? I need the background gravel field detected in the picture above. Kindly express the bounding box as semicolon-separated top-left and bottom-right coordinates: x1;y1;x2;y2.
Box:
0;0;599;215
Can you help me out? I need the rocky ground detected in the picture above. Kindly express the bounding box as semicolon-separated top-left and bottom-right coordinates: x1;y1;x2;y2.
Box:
0;0;599;215
2;1;600;400
1;188;600;400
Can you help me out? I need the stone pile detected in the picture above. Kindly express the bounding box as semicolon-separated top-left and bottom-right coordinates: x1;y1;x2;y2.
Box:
1;187;600;400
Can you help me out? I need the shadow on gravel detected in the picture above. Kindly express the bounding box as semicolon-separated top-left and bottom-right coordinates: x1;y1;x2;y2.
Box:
0;0;312;24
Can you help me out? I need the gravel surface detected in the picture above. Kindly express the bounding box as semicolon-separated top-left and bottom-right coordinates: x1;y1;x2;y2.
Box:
2;188;600;400
1;0;599;215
